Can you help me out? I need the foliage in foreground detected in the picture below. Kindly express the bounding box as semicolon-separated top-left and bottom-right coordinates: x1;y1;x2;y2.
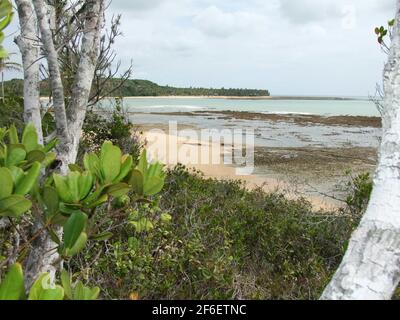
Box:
0;122;165;299
73;165;361;300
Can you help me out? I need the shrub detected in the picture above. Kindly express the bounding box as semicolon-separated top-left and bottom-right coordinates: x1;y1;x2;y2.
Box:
78;98;143;162
343;172;373;215
75;165;360;300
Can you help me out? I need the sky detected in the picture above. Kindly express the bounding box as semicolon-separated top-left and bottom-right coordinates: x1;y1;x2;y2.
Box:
4;0;396;96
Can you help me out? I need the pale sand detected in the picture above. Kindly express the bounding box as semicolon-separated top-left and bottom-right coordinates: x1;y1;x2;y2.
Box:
143;130;340;211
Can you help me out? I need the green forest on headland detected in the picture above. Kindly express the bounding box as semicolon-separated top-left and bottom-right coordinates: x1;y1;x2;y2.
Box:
3;78;270;97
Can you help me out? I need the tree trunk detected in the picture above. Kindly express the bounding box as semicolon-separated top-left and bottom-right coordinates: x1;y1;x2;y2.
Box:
32;0;71;170
14;0;43;144
321;1;400;300
23;0;72;287
67;0;104;163
19;0;104;287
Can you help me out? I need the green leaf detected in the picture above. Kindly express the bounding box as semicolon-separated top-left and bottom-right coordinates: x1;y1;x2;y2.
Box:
43;138;58;153
143;176;164;196
0;0;12;19
78;172;93;200
129;169;144;195
21;123;39;153
66;171;81;203
90;231;113;241
60;270;72;300
65;232;87;257
100;141;122;183
8;125;19;144
113;155;133;182
14;161;41;195
6;147;26;167
0;263;25;300
0;167;13;199
53;174;74;203
137;150;148;175
0;195;32;217
28;273;64;300
68;164;82;173
105;182;130;198
83;153;101;177
73;281;100;300
63;211;87;249
9;166;24;185
42;186;59;217
26;150;46;164
131;217;154;233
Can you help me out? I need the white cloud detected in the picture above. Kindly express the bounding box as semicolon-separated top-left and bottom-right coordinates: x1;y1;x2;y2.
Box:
4;0;397;96
193;6;265;38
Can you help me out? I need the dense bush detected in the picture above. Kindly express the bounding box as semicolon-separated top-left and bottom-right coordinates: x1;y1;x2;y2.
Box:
78;99;143;163
343;172;373;215
72;165;360;300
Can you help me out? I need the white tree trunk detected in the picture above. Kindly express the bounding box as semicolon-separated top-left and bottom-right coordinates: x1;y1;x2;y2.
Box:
67;0;104;163
14;0;43;144
321;1;400;300
17;0;104;287
32;0;71;170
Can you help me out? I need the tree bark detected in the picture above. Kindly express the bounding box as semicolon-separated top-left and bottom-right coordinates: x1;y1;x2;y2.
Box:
18;0;104;287
32;0;71;170
321;1;400;300
67;0;104;163
14;0;43;144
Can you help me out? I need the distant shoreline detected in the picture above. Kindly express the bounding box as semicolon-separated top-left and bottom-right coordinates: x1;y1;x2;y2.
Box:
119;95;360;101
39;95;365;101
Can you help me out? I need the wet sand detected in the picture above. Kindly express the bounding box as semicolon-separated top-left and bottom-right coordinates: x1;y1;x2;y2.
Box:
142;127;378;211
147;110;382;128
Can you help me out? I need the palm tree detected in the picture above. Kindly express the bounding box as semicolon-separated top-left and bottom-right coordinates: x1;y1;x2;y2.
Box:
0;54;22;102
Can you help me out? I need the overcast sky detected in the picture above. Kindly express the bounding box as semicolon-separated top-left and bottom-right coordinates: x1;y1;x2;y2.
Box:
5;0;397;96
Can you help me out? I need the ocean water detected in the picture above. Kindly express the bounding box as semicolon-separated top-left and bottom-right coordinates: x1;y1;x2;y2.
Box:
109;97;380;117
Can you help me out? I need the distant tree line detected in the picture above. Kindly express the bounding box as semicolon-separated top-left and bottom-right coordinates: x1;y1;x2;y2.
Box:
3;78;270;97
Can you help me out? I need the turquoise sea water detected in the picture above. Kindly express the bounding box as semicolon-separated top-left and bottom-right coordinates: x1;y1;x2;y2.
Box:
112;97;380;117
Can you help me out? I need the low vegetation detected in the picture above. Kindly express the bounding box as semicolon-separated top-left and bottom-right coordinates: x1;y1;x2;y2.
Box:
3;78;270;98
0;99;373;300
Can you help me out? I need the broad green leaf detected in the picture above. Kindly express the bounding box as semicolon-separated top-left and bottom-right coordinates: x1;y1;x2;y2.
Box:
60;270;72;300
105;183;130;198
0;167;13;199
9;166;24;185
53;174;74;203
143;176;164;196
100;141;121;183
26;150;46;164
14;161;41;195
8;125;19;144
83;153;101;177
66;172;80;203
28;273;64;300
21;123;39;153
42;186;59;217
113;155;133;182
137;150;148;176
0;263;25;300
6;147;26;167
78;172;93;200
0;195;32;217
129;169;144;195
65;232;87;257
73;281;100;300
63;211;87;249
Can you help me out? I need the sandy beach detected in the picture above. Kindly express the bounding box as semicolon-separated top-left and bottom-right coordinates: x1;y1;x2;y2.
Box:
141;126;377;211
